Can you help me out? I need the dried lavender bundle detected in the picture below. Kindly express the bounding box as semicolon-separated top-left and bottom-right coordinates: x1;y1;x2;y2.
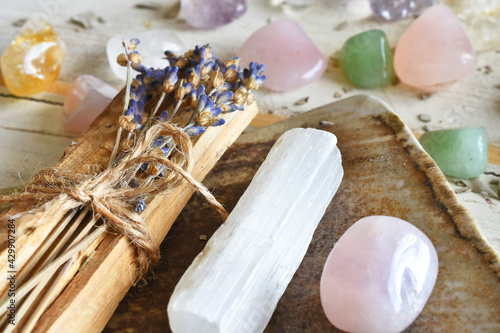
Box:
0;40;265;331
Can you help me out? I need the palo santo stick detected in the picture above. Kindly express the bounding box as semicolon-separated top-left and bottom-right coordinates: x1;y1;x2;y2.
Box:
21;98;258;332
0;93;125;299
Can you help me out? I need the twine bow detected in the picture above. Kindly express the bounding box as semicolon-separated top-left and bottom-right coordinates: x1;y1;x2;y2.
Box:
0;122;227;278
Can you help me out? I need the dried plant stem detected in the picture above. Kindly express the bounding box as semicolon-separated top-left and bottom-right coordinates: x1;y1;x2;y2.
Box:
108;43;133;169
14;209;78;289
167;99;183;122
136;116;196;189
186;113;198;127
108;129;124;169
0;224;107;313
20;258;76;333
3;257;73;333
149;91;166;126
3;213;103;330
135;91;167;145
140;115;202;188
16;213;102;331
28;207;89;278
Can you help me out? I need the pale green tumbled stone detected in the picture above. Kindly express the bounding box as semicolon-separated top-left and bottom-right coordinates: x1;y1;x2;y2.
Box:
338;29;395;88
419;126;488;179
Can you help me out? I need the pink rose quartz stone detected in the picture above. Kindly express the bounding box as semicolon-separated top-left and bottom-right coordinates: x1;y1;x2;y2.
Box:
394;4;476;92
238;19;327;92
320;216;439;333
62;75;118;133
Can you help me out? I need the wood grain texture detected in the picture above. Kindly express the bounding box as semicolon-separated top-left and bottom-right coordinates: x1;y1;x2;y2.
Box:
105;95;500;332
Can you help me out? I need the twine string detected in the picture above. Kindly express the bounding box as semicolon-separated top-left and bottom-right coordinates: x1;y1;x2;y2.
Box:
0;122;228;278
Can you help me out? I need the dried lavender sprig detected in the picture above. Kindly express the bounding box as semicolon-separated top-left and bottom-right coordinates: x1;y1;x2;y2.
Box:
108;39;143;169
117;44;266;212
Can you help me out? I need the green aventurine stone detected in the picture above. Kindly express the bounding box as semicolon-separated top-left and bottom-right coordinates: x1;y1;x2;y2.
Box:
419;126;488;179
339;29;395;88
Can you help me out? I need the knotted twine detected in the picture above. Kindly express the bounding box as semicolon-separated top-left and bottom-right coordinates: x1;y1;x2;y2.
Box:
0;121;228;279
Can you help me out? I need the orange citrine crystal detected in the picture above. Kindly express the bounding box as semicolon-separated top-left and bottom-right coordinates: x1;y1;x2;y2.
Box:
1;19;66;97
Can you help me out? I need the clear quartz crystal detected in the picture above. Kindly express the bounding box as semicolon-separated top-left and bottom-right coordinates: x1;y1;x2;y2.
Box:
270;0;315;6
180;0;247;28
369;0;435;21
168;128;343;333
106;30;182;81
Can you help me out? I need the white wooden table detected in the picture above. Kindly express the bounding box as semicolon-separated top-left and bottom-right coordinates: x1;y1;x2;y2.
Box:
1;0;499;254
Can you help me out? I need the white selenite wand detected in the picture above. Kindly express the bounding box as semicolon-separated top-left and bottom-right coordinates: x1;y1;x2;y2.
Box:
167;128;344;333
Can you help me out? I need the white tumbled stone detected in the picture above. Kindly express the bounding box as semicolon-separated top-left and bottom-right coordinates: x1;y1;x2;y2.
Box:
168;128;343;333
106;30;182;80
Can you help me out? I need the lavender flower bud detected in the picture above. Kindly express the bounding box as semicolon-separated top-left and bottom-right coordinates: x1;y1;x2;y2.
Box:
135;199;146;213
117;53;128;67
159;110;169;122
185;125;206;137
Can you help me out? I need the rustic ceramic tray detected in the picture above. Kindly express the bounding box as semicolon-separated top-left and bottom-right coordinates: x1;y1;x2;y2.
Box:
104;95;500;332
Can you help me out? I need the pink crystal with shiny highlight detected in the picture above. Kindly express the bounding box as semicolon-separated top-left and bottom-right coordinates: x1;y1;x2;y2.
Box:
238;19;327;92
62;75;118;133
394;4;476;92
320;216;439;333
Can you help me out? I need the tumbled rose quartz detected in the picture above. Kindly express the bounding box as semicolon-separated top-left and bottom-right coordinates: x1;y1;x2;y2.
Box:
320;216;439;333
394;4;476;92
238;19;327;92
62;75;118;133
180;0;247;29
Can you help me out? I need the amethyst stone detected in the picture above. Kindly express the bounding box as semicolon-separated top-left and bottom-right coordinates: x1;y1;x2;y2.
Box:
180;0;247;29
369;0;436;21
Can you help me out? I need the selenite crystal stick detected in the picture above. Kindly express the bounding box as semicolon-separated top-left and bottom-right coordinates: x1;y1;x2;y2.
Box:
168;128;344;333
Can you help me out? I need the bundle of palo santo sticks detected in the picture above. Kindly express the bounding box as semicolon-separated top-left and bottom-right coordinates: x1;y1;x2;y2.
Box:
0;40;264;332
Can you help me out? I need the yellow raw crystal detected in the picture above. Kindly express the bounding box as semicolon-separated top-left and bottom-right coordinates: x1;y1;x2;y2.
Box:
1;19;65;97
